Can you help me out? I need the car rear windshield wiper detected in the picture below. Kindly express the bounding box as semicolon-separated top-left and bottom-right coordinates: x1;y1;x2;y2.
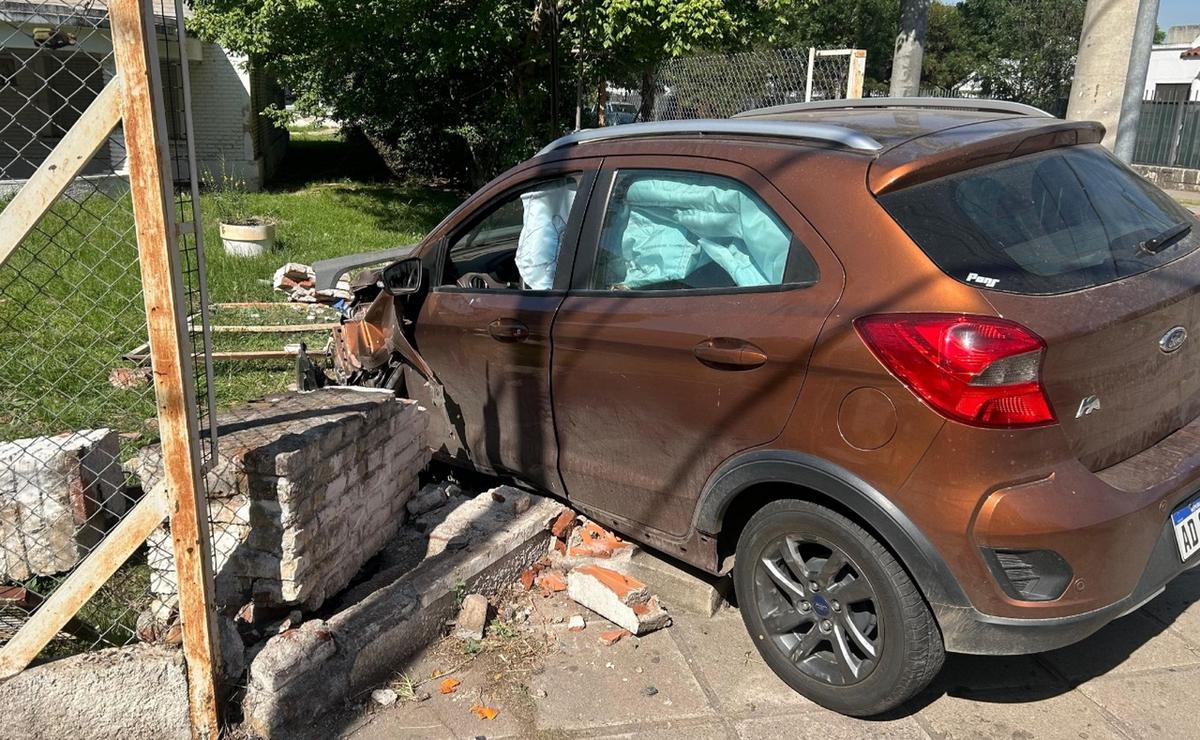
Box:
1138;222;1192;255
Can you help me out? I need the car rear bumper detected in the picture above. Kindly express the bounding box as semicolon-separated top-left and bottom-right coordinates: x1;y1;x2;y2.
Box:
941;513;1200;654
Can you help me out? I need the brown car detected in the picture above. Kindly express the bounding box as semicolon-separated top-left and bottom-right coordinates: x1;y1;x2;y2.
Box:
314;98;1200;716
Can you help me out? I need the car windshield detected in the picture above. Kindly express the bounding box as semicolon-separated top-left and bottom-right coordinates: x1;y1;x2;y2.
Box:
878;145;1200;295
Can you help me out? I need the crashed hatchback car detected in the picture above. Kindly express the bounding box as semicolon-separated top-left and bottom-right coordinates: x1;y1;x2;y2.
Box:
311;98;1200;716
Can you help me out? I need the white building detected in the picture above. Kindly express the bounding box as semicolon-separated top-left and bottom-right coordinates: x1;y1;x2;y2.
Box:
1145;25;1200;101
0;1;287;193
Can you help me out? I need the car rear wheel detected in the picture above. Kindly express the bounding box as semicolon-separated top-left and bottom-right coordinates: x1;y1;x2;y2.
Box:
733;499;944;716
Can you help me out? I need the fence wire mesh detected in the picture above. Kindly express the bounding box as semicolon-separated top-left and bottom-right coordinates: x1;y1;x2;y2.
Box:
0;0;213;667
604;47;857;123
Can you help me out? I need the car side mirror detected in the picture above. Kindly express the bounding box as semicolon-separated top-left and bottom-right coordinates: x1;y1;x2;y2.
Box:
381;257;423;296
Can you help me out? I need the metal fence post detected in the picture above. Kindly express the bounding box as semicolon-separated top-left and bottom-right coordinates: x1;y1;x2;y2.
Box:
805;47;816;102
108;0;221;736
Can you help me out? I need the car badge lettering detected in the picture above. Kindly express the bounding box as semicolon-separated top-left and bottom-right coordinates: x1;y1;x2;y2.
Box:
1160;326;1187;354
1076;395;1101;419
966;272;999;288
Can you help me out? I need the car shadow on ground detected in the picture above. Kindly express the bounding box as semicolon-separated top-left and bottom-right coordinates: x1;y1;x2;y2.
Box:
883;567;1200;717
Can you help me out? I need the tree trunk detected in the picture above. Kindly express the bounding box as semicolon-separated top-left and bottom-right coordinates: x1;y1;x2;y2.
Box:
889;0;931;97
597;78;608;126
639;67;655;122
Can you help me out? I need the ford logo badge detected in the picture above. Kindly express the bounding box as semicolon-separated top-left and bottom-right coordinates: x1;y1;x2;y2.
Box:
1160;326;1188;354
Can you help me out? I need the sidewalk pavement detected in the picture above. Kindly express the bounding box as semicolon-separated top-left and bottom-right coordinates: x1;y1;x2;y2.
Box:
328;557;1200;740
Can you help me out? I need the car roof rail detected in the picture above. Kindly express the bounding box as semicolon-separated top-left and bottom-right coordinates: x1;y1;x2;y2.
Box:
537;119;883;156
733;97;1054;119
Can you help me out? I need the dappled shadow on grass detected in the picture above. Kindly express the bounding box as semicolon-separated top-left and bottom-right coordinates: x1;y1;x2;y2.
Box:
268;135;394;191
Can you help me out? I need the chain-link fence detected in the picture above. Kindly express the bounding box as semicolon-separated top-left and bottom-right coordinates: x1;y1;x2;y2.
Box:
603;47;864;124
0;3;217;725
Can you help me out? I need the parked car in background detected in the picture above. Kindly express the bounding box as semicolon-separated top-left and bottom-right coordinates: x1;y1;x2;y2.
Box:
314;98;1200;716
605;101;638;125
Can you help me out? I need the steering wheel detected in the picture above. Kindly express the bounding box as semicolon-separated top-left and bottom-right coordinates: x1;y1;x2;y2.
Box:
457;272;510;290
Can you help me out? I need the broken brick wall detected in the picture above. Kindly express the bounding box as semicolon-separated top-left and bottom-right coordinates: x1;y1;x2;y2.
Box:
130;388;428;620
0;429;124;582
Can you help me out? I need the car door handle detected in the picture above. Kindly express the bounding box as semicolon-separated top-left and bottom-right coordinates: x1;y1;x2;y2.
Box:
487;318;529;343
693;338;768;370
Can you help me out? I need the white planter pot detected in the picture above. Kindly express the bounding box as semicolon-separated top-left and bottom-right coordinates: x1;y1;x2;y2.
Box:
219;221;276;257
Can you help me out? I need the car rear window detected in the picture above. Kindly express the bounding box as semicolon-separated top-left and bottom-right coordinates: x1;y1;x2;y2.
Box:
878;145;1200;295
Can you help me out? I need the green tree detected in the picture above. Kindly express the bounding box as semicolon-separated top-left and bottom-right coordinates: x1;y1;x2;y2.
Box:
193;0;793;183
954;0;1086;113
773;0;899;90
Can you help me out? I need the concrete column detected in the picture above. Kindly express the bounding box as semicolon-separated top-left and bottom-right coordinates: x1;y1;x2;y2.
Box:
1067;0;1161;161
889;0;931;97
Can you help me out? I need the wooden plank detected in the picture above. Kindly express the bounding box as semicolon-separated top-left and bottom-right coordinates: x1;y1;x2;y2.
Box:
203;323;338;334
212;301;339;312
0;487;168;679
0;77;123;270
210;349;329;361
109;1;220;736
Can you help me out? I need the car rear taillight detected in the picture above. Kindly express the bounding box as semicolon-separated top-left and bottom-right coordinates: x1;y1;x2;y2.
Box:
854;313;1056;428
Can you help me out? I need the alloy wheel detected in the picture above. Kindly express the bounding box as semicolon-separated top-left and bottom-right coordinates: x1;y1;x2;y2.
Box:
753;533;881;686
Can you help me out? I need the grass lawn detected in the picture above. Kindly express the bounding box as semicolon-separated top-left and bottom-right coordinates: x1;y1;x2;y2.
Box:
0;132;462;443
0;131;462;657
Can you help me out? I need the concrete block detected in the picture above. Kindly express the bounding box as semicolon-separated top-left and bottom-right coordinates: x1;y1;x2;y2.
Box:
0;645;190;740
626;549;732;617
454;593;489;640
0;429;122;580
567;564;672;635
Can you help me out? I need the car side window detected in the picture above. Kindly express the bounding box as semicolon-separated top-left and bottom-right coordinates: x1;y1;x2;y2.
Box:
591;169;805;292
443;175;580;290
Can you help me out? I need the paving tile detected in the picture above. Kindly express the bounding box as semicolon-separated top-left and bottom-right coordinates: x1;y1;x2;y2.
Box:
933;653;1063;695
528;620;719;732
1139;568;1200;648
1038;611;1200;681
736;712;928;739
915;689;1124;739
344;704;454;740
582;717;734;739
1074;665;1200;739
670;610;815;715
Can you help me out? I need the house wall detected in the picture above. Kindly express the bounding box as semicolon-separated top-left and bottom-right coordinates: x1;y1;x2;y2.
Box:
1145;37;1200;101
186;42;280;191
1;32;285;193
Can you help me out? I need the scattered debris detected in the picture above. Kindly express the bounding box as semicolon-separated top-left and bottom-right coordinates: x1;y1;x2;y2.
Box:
439;677;461;695
469;704;499;721
599;628;629;646
536;572;568;594
108;366;153;389
371;688;398;706
549;509;578;540
566;564;671;636
273;262;353;304
455;594;490;641
567;614;586;632
407;482;452;517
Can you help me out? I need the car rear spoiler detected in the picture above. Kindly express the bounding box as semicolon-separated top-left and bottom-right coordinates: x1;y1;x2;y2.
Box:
869;118;1106;195
311;243;419;291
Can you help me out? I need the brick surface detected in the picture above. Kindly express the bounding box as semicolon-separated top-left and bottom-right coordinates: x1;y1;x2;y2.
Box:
132;389;428;618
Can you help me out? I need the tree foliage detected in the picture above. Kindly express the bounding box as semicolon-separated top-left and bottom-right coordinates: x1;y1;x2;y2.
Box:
191;0;1089;184
924;0;1085;113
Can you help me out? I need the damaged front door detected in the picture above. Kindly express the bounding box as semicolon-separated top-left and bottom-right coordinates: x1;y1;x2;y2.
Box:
414;164;598;493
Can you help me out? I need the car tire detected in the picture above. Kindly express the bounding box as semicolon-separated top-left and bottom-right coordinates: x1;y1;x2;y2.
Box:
733;499;944;716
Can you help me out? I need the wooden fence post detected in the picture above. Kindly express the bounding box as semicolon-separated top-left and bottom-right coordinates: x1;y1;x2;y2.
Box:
108;0;221;737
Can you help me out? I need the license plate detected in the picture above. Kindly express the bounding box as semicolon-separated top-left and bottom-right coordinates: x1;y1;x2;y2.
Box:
1172;499;1200;562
